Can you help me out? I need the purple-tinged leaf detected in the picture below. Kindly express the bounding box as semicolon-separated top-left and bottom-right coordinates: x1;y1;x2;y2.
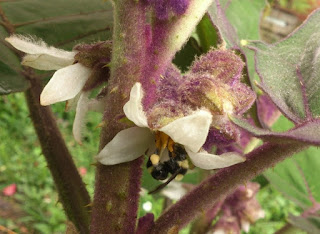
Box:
257;94;281;127
207;0;266;99
207;0;267;48
231;115;320;146
248;9;320;122
207;0;238;48
208;0;265;47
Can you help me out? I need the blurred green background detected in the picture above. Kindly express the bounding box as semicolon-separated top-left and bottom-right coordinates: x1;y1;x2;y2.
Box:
1;0;320;233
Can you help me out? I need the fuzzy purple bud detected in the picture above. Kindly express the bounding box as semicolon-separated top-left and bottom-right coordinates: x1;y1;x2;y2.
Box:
145;65;193;129
203;128;237;151
183;49;256;115
191;49;244;84
212;207;241;234
74;41;112;91
180;76;228;114
157;65;183;102
212;182;264;233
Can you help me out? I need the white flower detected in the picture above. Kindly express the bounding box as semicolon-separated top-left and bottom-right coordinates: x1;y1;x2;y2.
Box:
6;35;101;144
96;82;245;169
5;35;91;106
161;181;189;200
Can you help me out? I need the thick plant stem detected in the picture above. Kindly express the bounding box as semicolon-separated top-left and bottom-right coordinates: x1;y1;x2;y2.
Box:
25;75;91;234
90;1;147;233
150;143;308;233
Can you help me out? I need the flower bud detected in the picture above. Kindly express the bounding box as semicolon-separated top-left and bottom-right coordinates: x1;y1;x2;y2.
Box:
74;41;112;91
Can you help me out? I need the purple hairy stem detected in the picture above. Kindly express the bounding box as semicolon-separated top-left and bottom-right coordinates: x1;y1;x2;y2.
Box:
25;73;91;234
141;20;174;109
150;143;308;233
141;0;213;109
136;213;155;234
90;1;147;233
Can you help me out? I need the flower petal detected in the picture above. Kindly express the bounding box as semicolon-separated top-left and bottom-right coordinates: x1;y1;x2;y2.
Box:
123;82;149;128
73;92;90;144
186;149;245;170
40;63;91;105
5;35;75;69
22;54;74;70
73;92;106;144
96;127;154;165
160;110;212;152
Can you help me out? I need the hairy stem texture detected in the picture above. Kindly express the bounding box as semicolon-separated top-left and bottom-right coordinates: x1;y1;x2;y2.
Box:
90;1;147;233
150;143;308;233
25;75;91;234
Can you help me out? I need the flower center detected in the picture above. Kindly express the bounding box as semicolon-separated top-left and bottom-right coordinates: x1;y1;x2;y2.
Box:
146;132;189;183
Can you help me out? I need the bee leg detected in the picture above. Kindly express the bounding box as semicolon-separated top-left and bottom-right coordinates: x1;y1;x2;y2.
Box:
148;168;183;194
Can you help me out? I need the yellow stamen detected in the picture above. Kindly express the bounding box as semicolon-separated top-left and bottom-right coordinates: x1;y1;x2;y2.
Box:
179;160;189;169
167;138;175;153
159;132;169;150
175;174;184;181
150;154;160;166
155;132;172;158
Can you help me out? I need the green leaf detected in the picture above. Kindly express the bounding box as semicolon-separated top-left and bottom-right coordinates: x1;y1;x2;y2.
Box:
265;147;320;209
209;0;265;46
0;0;113;95
248;9;320;122
196;14;220;52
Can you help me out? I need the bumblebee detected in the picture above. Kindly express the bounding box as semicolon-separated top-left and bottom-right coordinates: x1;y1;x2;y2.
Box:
146;132;190;194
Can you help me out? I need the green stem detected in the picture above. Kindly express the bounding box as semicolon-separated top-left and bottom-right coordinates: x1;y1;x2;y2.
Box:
25;74;91;234
150;143;308;233
89;1;147;233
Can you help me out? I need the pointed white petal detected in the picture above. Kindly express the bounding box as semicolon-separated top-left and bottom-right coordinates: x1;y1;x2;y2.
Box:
22;54;74;70
123;82;148;128
40;63;90;105
5;35;75;69
186;149;245;170
73;92;90;144
65;93;81;112
73;93;106;144
96;127;154;165
160;110;212;152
